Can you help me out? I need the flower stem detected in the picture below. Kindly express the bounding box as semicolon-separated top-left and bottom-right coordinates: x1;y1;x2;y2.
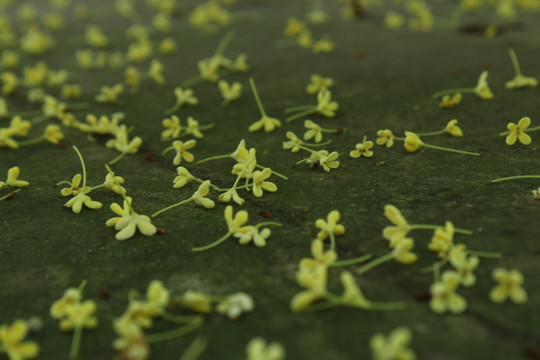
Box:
108;151;128;165
152;197;194;218
284;105;314;114
420;259;448;273
422;143;480;156
491;175;540;183
331;254;372;267
416;129;446;137
0;188;21;200
68;102;90;111
367;301;407;311
329;231;336;251
408;224;473;235
90;184;106;191
214;30;235;57
161;312;202;324
72;146;87;189
499;125;540;136
162;146;174;156
286;108;316;123
254;222;282;229
432;88;475;99
195;154;231;165
508;48;522;77
181;76;203;89
78;279;88;292
193;178;222;191
164;102;181;116
301;301;340;313
180;336;208;360
17;135;45;146
467;250;502;259
249;78;267;117
31;115;48;124
146;319;202;343
192;231;233;252
256;164;288;180
297;145;316;153
356;253;394;275
302;139;332;147
69;326;83;360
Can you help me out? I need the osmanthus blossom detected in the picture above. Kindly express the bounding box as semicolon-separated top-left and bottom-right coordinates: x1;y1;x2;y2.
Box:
246;337;285;360
370;327;416;360
0;320;40;360
107;197;156;241
429;271;467;314
216;292;254;320
0;166;30;188
489;268;527;304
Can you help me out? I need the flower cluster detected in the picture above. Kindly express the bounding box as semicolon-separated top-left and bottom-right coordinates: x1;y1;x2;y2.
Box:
281;17;335;54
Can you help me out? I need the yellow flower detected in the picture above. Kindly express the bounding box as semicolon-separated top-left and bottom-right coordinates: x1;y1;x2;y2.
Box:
106;126;142;154
439;92;462;109
246;337;285;360
42;96;67;118
304;120;323;143
474;71;493;100
185;117;205;138
216;292;254;320
0;320;39;360
315;210;345;241
506;75;538;89
249;115;281;133
75;50;94;69
80;114;122;135
251;168;277;198
160;38;177;54
148;59;165;84
112;318;149;360
290;266;327;312
283;17;305;37
532;188;540;200
449;245;479;287
312;35;335;54
50;287;82;319
306;74;334;95
219;80;242;105
300;239;337;269
105;197;132;228
350;139;374;158
224;205;252;234
505;117;532;145
340;271;371;308
44;124;63;144
85;25;108;47
179;290;212;313
489;268;527;304
95;83;124;103
376;129;395;148
384;11;405;29
161;115;181;140
235;227;272;247
282;131;302;152
218;187;245;206
445;119;463;137
60;300;98;331
173;167;195;189
124;66;141;89
370;327;415;360
104;172;126;195
427;221;454;258
23;62;48;87
315;90;338;117
297;30;313;49
232;147;257;178
1;166;29;188
0;128;18;149
392;237;417;264
404;131;423;152
430;271;467;314
109;213;157;241
172;139;196;165
46;69;69;87
64;192;103;214
232;54;249;72
191;180;215;209
306;8;330;24
197;58;220;81
61;84;81;99
60;174;90;196
144;280;169;316
319;151;339;172
382;205;409;246
174;87;198;107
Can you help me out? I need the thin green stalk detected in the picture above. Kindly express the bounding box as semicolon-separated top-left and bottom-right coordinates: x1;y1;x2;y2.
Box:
408;224;473;235
295;157;310;165
491;175;540;183
195;154;231;165
467;250;502;259
331;254;372;267
301;301;340;313
162;146;174;156
249;78;267;117
108;151;128;165
146;320;202;344
181;76;203;89
164;102;181;116
499;125;540;136
256;164;288;180
508;48;522;77
78;279;88;292
69;326;83;360
215;183;251;192
422;143;480;156
416;129;445;137
367;302;407;311
73;146;87;189
434;261;441;282
329;231;336;251
356;253;394;275
152;197;194;218
161;312;202;324
30;115;48;124
56;180;72;187
432;88;475;99
90;184;106;191
297;145;316;153
0;188;21;200
179;336;208;360
68;103;89;111
192;231;233;252
193;178;222;191
17;135;44;146
214;31;235;57
420;260;448;273
10;109;41;117
286;108;316;123
284;105;314;114
302;139;332;147
320;128;339;133
254;222;282;229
